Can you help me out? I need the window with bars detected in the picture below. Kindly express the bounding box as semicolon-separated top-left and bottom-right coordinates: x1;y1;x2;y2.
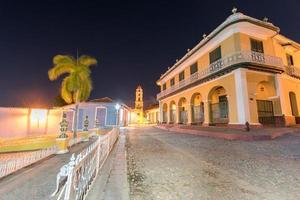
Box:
179;71;185;81
209;46;222;64
190;63;198;75
250;39;264;53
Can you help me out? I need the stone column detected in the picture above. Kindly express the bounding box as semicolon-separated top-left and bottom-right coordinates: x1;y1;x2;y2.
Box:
159;101;163;123
275;74;294;126
176;107;180;124
202;100;211;126
187;104;192;125
234;68;251;124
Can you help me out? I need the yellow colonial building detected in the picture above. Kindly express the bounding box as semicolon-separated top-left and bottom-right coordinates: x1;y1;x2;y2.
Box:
145;104;159;124
156;9;300;128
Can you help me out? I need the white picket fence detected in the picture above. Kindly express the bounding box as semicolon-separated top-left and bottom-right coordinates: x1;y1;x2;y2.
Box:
51;128;119;200
0;145;57;178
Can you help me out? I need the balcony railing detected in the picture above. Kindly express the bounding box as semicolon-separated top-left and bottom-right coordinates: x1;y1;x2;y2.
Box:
157;51;284;99
285;65;300;79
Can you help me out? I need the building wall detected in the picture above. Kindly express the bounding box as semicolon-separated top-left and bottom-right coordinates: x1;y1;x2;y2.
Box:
160;72;239;125
0;102;129;139
0;107;62;138
146;107;160;124
163;33;240;91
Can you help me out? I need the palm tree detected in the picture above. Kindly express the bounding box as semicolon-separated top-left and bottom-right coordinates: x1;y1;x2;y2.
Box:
48;54;97;138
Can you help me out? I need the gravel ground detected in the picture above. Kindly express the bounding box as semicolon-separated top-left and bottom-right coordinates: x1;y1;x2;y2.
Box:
126;127;300;200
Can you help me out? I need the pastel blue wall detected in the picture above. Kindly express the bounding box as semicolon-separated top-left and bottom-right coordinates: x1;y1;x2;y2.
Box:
63;102;128;130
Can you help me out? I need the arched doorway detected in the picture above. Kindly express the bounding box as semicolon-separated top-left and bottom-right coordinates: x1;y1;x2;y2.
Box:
178;97;188;124
256;81;276;125
191;93;204;124
289;92;299;117
208;86;229;124
169;101;176;123
162;103;168;123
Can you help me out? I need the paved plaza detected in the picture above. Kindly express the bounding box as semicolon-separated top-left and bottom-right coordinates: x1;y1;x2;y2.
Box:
0;138;97;200
0;127;300;200
126;127;300;200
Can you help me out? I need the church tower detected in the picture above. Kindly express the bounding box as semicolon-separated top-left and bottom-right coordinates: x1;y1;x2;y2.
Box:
134;86;144;121
135;85;143;111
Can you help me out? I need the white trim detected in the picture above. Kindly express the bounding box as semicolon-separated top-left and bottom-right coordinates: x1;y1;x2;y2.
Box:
268;96;280;100
160;21;277;82
95;106;107;127
234;68;250;124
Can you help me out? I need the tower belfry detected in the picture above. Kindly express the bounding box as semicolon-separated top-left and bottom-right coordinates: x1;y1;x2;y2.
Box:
135;85;143;111
134;85;144;122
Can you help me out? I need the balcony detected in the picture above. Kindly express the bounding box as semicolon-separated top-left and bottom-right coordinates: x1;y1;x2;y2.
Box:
285;65;300;79
157;50;284;100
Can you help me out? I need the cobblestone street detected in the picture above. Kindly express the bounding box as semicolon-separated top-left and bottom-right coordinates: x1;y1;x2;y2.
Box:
126;127;300;200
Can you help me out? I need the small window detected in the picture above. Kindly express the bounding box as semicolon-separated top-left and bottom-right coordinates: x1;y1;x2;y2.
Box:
209;46;222;64
179;71;185;81
286;54;294;66
250;39;264;53
190;63;198;75
170;78;175;86
162;83;166;91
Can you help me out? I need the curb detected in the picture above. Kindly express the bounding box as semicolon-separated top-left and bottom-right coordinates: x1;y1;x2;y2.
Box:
156;125;296;141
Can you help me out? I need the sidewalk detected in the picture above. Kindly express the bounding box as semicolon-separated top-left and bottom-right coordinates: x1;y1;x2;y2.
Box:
0;137;97;200
86;131;129;200
157;124;299;141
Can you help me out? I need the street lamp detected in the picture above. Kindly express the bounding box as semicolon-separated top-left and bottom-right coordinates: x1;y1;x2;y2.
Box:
115;103;121;127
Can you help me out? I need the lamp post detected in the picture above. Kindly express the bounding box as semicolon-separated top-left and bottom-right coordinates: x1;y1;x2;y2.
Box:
115;103;121;127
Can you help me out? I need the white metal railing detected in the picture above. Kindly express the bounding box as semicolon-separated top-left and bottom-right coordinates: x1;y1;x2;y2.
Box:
157;50;284;99
285;65;300;78
0;145;57;178
51;128;119;200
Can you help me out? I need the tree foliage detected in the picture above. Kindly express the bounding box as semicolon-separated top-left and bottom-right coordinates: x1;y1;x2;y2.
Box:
48;55;97;104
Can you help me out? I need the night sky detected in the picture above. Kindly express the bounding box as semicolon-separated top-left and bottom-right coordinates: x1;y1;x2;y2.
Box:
0;0;300;108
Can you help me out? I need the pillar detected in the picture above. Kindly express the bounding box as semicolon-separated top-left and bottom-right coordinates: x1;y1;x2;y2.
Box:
233;68;251;124
275;74;294;126
176;106;180;124
202;100;211;126
187;104;192;125
159;101;163;123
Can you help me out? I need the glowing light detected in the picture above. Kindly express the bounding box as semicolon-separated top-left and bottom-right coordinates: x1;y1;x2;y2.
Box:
115;103;121;110
30;109;48;127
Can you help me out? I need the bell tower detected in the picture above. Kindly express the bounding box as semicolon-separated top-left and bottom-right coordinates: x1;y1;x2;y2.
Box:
134;85;144;123
135;85;143;111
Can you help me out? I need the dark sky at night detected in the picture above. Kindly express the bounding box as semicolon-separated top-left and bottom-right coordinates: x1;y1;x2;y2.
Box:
0;0;300;108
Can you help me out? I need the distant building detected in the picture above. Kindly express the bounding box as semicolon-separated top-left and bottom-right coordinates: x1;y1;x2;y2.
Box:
135;86;144;121
145;103;159;124
0;97;130;139
62;97;130;130
156;9;300;128
130;86;147;124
